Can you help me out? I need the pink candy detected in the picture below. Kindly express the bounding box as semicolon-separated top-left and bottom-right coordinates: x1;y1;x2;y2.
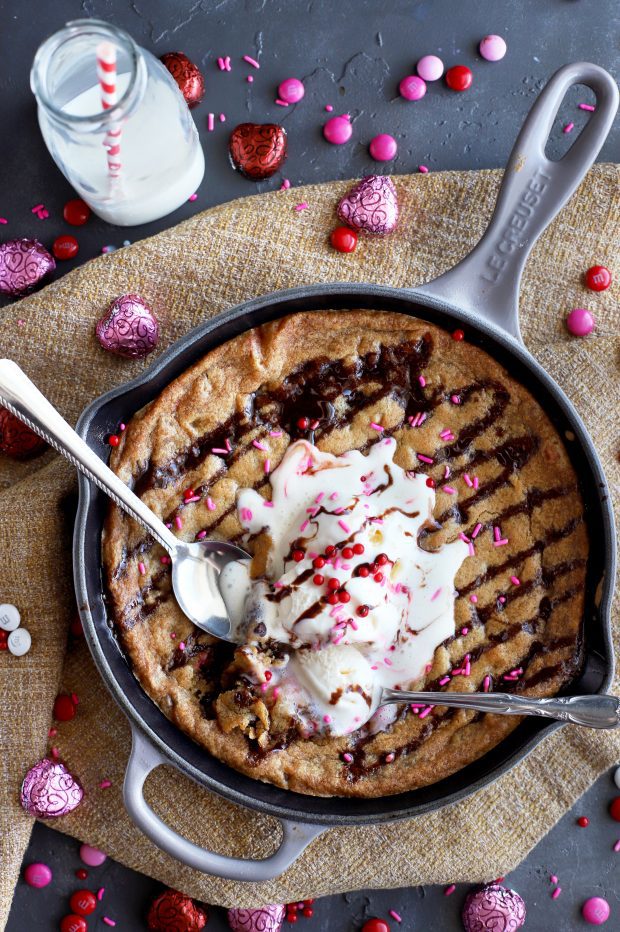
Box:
323;114;352;144
479;34;507;62
566;307;595;336
24;863;52;888
582;897;611;925
80;843;108;867
399;75;426;100
278;78;304;103
416;54;444;82
369;133;397;161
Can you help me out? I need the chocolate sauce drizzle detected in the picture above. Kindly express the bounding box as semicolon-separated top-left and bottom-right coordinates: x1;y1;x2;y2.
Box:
109;329;587;778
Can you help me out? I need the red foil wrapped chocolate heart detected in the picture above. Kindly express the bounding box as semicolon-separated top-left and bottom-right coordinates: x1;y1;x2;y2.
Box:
147;889;208;931
0;406;47;460
227;905;285;932
462;883;526;932
229;123;288;180
337;175;399;235
20;758;84;818
96;293;159;359
160;52;205;108
0;238;56;295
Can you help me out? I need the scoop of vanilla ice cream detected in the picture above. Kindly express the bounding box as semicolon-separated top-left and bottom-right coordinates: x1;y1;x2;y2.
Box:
221;438;469;737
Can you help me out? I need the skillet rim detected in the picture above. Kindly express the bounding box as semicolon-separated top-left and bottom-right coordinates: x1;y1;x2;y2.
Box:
73;281;616;826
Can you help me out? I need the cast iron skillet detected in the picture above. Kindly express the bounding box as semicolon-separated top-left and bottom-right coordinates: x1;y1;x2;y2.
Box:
74;63;618;880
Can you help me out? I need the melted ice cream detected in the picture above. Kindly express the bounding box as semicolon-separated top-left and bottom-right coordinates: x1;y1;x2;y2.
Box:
220;438;468;736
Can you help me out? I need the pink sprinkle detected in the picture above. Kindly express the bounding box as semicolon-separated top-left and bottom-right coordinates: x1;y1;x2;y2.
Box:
264;501;274;507
174;516;182;530
315;492;325;504
614;840;620;852
552;887;562;900
470;594;478;604
439;676;451;686
418;165;429;173
225;437;232;452
550;875;559;884
138;562;146;575
260;682;269;692
171;633;176;639
450;394;460;405
48;727;57;738
252;439;268;450
463;473;473;487
442;485;456;495
240;507;253;522
99;780;112;789
579;103;596;111
208;113;215;132
71;692;79;706
31;203;44;213
179;642;186;651
224;56;231;71
97;888;105;901
211;447;228;454
370;422;384;432
419;707;432;719
431;588;442;601
247;75;254;83
102;919;116;928
471;523;483;538
444;884;456;896
294;202;308;211
270;429;283;436
264;459;271;474
417;453;433;464
494;538;509;547
219;113;226;122
196;530;207;540
299;518;310;532
418;375;426;387
275;98;289;107
329;492;339;500
119;423;126;431
323;714;331;724
280;179;291;190
464;660;471;676
510;575;521;586
439;429;453;439
0;218;7;224
338;519;351;533
243;54;260;68
563;122;574;134
443;465;451;480
343;752;354;763
160;555;171;565
473;476;479;490
458;532;470;543
494;526;501;541
50;747;59;759
349;619;359;630
468;541;475;557
384;657;393;666
206;497;216;511
273;687;280;699
483;675;491;692
325;104;333;111
499;595;507;604
425;663;432;673
217;57;225;70
385;753;396;763
461;627;469;635
388;909;402;922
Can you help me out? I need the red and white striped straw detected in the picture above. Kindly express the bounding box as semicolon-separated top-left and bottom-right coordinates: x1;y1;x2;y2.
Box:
96;41;121;178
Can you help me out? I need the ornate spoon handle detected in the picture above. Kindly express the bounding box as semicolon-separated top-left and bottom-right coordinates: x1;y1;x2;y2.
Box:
380;689;620;729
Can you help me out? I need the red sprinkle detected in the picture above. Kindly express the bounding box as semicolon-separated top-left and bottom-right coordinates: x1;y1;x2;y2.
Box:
108;434;120;447
53;694;77;722
609;797;620;821
313;574;324;585
327;578;341;590
353;543;365;554
338;590;351;603
292;549;304;562
426;477;436;488
452;328;465;341
577;816;590;827
75;869;88;880
357;605;369;617
297;417;309;430
444;884;456;896
313;556;326;568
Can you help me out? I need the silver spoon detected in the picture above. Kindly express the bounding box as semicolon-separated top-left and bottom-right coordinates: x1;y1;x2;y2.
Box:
1;360;617;729
0;360;247;641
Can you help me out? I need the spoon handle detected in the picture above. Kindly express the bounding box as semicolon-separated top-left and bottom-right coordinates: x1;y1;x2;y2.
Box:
381;689;620;729
0;359;178;554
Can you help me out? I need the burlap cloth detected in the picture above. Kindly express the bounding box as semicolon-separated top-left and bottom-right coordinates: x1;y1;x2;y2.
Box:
1;165;619;926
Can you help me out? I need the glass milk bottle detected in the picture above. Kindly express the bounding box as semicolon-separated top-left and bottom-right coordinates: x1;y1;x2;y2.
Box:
31;19;205;226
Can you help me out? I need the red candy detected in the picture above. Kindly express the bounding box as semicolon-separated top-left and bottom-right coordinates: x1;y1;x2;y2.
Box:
63;199;91;226
330;226;358;253
0;406;47;460
446;65;473;91
609;796;620;821
577;816;590;827
69;890;97;916
362;920;391;932
585;264;612;291
53;694;77;722
52;235;79;261
60;916;87;932
75;869;88;880
147;889;208;931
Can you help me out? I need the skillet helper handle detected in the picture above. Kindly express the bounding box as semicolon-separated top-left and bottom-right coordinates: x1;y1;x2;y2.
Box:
418;62;619;341
123;727;326;880
0;358;179;554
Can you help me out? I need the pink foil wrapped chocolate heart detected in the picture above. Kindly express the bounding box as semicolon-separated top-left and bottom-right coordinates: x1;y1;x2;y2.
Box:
96;293;159;359
0;238;56;295
20;758;84;818
337;174;399;235
462;883;526;932
227;905;285;932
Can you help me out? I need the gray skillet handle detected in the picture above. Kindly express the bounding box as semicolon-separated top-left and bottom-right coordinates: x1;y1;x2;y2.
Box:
417;62;619;341
123;727;326;879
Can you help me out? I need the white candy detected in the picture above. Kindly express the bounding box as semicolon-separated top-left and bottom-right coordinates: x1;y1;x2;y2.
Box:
8;627;31;656
614;765;620;790
0;603;21;631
